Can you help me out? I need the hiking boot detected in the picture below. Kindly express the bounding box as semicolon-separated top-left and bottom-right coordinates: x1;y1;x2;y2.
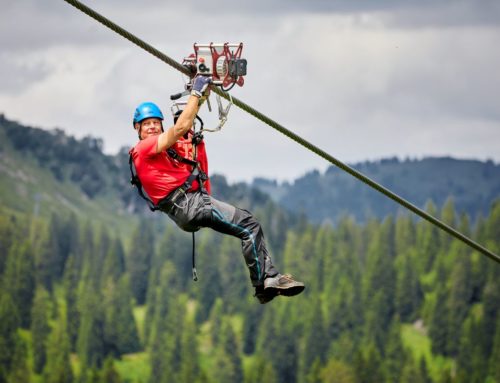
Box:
254;285;278;304
264;274;305;297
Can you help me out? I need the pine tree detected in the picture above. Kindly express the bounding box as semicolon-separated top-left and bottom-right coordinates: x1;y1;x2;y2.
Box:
99;357;122;383
101;238;126;286
79;369;99;383
400;355;425;383
416;201;440;272
299;297;327;382
283;225;316;285
439;199;457;252
396;248;423;323
484;200;500;252
456;314;488;383
256;303;299;383
103;275;141;356
178;314;201;383
208;298;224;347
489;319;500;382
446;253;473;356
35;219;59;292
193;234;223;323
245;356;278;383
63;254;80;351
148;266;182;383
155;225;193;291
128;220;155;305
212;319;243;383
0;214;20;277
312;223;335;292
384;318;408;383
428;286;449;356
6;336;31;383
395;215;416;256
31;285;51;374
419;358;433;383
0;292;20;381
147;262;178;348
90;228;112;289
43;311;74;383
353;343;386;383
59;213;80;273
77;285;105;369
3;241;35;328
363;217;396;344
319;358;356;383
217;236;250;313
242;302;263;355
481;278;500;356
305;358;322;383
50;213;79;280
326;281;351;342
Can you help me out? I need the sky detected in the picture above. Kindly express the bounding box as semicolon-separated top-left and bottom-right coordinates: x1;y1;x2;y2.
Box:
1;0;499;183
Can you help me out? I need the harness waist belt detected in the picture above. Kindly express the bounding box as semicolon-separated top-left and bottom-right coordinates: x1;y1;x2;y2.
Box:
157;184;189;213
157;167;207;213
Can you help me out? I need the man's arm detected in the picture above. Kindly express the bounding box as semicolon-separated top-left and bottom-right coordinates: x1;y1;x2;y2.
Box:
155;95;199;153
155;76;211;154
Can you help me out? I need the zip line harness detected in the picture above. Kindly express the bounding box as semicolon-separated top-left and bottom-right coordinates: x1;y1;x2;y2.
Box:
129;115;209;281
63;0;500;265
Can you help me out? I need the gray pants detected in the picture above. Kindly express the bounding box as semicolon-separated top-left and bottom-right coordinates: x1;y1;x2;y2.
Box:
166;190;278;286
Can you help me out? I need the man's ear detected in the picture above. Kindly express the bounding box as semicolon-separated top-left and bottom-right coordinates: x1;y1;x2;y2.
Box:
134;122;141;139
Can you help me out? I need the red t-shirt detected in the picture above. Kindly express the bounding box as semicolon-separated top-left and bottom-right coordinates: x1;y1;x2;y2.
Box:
130;133;211;205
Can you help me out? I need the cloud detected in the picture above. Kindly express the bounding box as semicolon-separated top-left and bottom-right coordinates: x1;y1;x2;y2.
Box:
0;53;51;94
1;0;499;183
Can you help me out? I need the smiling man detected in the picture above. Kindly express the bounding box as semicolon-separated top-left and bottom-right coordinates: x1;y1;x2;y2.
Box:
129;75;305;304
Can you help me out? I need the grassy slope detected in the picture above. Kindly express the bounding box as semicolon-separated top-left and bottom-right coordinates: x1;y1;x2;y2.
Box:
401;324;454;381
0;128;139;240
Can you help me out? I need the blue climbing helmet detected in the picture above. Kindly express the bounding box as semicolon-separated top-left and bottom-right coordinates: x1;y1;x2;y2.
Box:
133;102;164;126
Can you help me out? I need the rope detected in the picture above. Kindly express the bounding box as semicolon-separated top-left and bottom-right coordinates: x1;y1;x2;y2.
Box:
62;0;500;264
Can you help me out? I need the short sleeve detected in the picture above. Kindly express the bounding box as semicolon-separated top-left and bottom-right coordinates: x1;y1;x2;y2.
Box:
133;136;159;158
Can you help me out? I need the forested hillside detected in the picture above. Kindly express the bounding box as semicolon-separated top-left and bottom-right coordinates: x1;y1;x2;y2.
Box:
1;115;499;382
1;199;499;382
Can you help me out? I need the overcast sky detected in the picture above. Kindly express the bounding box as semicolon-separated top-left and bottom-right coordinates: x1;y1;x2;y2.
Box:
1;0;499;183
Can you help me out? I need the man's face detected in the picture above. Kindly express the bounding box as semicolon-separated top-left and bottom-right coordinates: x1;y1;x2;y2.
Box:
137;118;162;140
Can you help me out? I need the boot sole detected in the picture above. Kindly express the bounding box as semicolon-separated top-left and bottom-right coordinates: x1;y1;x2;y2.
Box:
265;284;305;297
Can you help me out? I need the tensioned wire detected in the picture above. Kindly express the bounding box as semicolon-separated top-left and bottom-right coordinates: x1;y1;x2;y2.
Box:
62;0;500;264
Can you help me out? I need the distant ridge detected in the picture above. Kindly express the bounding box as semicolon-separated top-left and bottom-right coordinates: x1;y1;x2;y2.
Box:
253;156;500;224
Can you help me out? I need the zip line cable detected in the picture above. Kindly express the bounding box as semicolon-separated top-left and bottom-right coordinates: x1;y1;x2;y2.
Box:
62;0;500;264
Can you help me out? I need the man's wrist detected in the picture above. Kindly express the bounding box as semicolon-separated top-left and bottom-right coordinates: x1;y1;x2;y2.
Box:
191;90;202;98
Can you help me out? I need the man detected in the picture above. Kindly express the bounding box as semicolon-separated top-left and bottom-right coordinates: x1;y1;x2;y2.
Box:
129;75;305;304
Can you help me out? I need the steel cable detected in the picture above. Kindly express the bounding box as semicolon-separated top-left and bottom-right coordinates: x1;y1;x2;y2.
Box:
62;0;500;264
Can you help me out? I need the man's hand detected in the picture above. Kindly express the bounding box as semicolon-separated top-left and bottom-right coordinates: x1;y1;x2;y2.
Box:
191;75;212;98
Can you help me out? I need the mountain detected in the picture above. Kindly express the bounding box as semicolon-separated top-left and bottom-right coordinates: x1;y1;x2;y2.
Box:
0;114;274;224
253;157;500;224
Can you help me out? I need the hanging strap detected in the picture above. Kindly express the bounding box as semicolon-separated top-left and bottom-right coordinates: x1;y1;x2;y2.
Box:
192;232;198;281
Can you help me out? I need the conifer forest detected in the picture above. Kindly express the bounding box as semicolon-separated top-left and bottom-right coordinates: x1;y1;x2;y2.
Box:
1;197;499;383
